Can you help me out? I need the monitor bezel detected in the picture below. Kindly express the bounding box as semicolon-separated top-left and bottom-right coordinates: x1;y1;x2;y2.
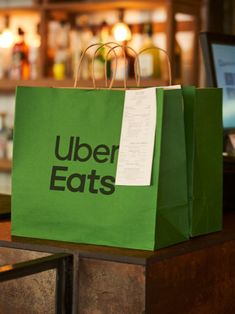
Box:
200;32;235;133
200;32;235;86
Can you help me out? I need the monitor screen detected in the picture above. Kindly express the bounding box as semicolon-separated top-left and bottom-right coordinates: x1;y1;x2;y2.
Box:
200;32;235;130
211;43;235;129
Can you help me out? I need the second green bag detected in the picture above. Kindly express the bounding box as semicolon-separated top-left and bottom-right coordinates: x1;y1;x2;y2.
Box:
183;86;223;237
12;86;189;250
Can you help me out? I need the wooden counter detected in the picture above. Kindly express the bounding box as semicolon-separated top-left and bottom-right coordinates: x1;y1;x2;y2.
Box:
1;211;235;313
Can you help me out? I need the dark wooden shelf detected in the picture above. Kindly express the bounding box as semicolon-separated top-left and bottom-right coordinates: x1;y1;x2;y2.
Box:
0;78;75;93
0;0;200;14
0;6;41;14
0;78;168;93
42;0;202;12
42;0;165;12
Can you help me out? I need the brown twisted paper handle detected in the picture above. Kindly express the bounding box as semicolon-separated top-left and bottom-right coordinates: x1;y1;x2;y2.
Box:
74;42;141;89
73;42;118;88
92;42;120;89
106;44;141;89
136;45;172;86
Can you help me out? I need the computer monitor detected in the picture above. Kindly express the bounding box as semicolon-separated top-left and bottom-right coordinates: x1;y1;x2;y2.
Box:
200;32;235;131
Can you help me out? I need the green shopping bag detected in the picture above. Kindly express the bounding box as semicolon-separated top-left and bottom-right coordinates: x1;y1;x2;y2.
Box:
182;86;223;236
12;86;189;250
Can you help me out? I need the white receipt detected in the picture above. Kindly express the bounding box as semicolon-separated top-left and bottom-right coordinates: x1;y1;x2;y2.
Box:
115;88;157;186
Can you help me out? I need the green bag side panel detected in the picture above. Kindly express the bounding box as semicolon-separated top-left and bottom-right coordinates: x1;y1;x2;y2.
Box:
12;86;168;250
182;87;223;236
182;86;196;229
191;88;223;236
155;89;189;248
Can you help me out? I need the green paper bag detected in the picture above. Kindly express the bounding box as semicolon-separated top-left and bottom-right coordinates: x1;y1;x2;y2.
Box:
183;86;223;236
11;86;189;250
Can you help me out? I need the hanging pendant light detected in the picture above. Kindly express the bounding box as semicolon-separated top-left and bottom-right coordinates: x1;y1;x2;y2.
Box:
0;16;14;48
112;9;131;42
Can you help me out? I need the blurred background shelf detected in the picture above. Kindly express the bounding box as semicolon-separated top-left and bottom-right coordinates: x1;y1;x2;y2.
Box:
0;0;202;85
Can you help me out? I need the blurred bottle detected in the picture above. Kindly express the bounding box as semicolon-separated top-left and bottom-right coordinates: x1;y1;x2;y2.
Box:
89;25;105;80
47;20;59;77
77;15;93;80
11;27;29;80
0;15;14;79
53;50;67;80
100;21;112;78
70;23;82;79
90;22;112;80
28;24;41;80
0;50;4;79
111;42;135;80
111;14;134;80
139;23;161;79
0;113;7;159
128;24;142;52
6;127;13;160
174;38;182;84
53;20;70;80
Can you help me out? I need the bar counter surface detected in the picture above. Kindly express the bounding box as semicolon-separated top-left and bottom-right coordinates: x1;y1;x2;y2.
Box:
1;210;235;313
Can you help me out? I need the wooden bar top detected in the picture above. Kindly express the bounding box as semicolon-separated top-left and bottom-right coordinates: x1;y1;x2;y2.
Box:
1;211;235;265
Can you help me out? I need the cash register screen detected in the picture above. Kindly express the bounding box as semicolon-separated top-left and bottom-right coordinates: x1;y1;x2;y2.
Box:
200;32;235;130
211;43;235;129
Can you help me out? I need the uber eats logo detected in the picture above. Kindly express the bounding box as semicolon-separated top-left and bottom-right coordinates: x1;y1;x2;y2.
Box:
50;136;119;195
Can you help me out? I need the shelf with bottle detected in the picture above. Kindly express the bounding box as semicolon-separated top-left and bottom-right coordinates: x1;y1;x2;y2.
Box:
0;0;202;90
0;10;41;82
45;12;171;82
0;15;172;87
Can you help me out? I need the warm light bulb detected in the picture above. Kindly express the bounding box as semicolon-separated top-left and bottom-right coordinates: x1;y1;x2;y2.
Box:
112;22;131;42
0;29;14;48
